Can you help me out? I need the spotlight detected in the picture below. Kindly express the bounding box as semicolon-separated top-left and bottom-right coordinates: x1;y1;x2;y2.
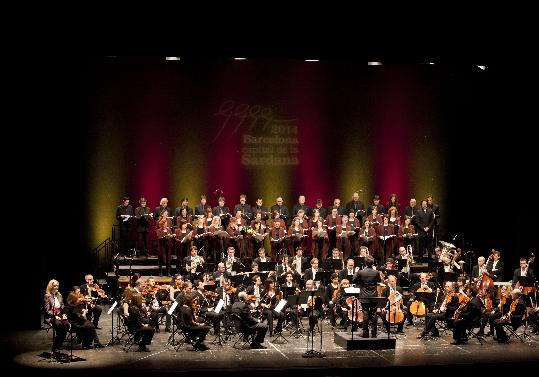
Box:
477;65;487;71
305;59;319;62
234;57;247;61
368;61;383;66
165;57;181;61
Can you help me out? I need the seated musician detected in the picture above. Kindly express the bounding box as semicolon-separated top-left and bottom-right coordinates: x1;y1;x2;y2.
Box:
260;279;284;336
304;258;323;282
380;275;406;334
276;254;293;277
338;258;356;281
215;279;237;310
493;288;527;343
332;279;350;328
472;256;488;279
291;247;307;278
479;284;512;336
66;286;103;348
327;247;344;271
145;277;171;333
406;272;436;326
246;275;264;305
80;274;104;329
212;263;230;286
194;280;221;335
325;273;340;327
232;291;269;349
254;247;269;264
180;293;211;351
418;281;459;338
430;246;442;262
451;288;484;345
183;245;204;281
128;293;155;352
221;247;239;273
43;279;70;351
441;255;461;273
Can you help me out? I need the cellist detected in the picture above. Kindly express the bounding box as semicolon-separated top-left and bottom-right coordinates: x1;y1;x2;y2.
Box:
379;275;406;334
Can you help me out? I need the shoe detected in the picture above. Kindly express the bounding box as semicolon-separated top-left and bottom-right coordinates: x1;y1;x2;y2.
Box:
82;344;93;349
257;344;267;349
431;331;440;337
138;345;150;352
417;332;426;339
196;344;210;351
93;343;104;348
165;328;171;333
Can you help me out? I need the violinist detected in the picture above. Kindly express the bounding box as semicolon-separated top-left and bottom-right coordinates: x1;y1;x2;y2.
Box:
479;284;512;336
246;275;264;307
326;273;340;327
380;275;406;334
181;293;211;351
215;279;236;308
451;288;484;345
486;249;504;282
232;291;268;349
302;279;323;333
405;273;436;326
493;288;527;343
194;280;221;335
66;286;103;348
127;293;155;352
418;281;459;338
260;278;284;336
332;279;351;329
43;279;70;351
145;278;171;333
80;274;103;329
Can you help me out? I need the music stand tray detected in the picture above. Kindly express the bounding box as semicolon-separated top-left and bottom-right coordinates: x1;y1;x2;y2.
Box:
428;261;443;272
353;257;365;269
258;261;277;272
314;271;332;285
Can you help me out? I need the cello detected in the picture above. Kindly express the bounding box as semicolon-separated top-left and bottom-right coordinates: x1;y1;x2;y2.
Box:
386;290;405;324
410;285;432;318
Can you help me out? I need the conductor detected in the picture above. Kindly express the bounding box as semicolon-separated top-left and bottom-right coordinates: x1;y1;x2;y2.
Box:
352;256;381;338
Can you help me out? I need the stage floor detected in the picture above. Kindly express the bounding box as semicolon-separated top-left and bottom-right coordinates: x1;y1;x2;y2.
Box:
6;305;539;375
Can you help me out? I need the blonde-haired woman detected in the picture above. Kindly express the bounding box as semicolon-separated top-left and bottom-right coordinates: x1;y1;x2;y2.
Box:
43;279;70;351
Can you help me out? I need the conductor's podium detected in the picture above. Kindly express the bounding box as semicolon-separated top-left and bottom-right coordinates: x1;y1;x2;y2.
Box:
334;332;396;350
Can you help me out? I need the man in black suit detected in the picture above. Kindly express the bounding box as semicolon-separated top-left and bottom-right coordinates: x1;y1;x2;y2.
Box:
213;196;231;228
327;198;344;217
232;291;268;349
346;191;366;221
175;197;194;217
252;198;269;220
415;200;434;262
234;194;252;221
339;258;357;281
452;288;484;344
80;274;103;329
367;195;385;216
270;196;290;222
352;256;381;338
292;195;311;218
116;196;134;255
427;195;440;247
195;195;212;216
304;258;323;282
153;197;171;221
486;250;504;282
512;257;535;286
404;198;418;226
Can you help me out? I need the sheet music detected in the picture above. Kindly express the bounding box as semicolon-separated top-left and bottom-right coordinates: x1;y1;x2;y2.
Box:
167;301;178;315
107;301;118;315
274;299;287;313
214;299;225;314
344;287;360;294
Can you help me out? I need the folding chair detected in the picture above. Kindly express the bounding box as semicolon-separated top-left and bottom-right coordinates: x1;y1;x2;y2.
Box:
502;322;525;343
466;320;486;344
231;314;254;349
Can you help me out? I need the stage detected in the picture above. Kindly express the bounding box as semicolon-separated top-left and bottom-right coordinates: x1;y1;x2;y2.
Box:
6;305;539;375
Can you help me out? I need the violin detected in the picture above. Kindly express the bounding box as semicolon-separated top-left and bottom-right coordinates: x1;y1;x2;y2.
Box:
203;289;218;298
225;286;237;295
245;294;257;302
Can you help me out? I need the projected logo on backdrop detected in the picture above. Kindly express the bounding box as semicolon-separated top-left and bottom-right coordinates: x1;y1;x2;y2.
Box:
214;100;299;166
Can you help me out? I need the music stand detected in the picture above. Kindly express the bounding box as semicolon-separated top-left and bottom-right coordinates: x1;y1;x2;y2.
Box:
300;290;325;358
353;257;365;270
428;261;443;273
272;299;289;343
442;271;457;283
344;287;361;340
286;293;304;338
395;259;407;272
258;261;277;272
232;262;247;273
228;274;246;288
517;277;536;339
411;291;436;315
384;269;399;279
314;271;332;286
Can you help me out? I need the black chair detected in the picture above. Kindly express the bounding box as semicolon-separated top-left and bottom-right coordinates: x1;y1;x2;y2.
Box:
119;314;137;352
170;314;198;351
231;314;254;349
466;320;486;344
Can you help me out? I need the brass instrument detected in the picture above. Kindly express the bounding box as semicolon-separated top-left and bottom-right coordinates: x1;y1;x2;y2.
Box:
406;244;414;264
